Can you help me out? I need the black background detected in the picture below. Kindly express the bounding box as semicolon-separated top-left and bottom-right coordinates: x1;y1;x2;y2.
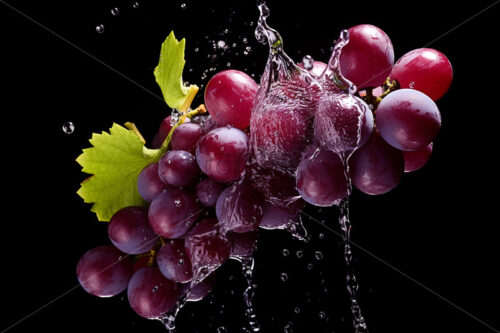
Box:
1;0;499;332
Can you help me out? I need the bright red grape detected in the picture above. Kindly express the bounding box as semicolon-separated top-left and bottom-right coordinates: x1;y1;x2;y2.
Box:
390;48;452;101
204;69;258;129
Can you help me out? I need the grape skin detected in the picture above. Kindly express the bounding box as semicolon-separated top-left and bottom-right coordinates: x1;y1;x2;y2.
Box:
390;48;452;101
403;143;433;172
204;69;258;129
148;188;201;239
137;163;169;202
127;267;180;319
376;89;441;151
156;239;193;283
195;177;225;207
339;24;394;89
349;132;404;195
196;127;249;183
158;150;201;187
76;245;133;297
171;123;204;154
108;206;157;255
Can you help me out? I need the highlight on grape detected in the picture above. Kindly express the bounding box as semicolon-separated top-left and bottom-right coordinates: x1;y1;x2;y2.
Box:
75;3;452;331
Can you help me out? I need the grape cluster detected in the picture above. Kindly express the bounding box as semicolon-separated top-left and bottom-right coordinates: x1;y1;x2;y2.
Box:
76;22;452;325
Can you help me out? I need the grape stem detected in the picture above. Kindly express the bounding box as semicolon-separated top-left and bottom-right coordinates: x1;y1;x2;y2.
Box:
124;122;146;144
359;78;400;112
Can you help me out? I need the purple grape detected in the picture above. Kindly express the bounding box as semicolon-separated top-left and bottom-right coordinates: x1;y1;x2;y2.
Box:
390;48;453;101
356;96;374;148
349;131;404;195
137;163;169;202
195;178;225;207
204;69;258;129
296;147;348;207
158;150;201;187
127;267;180;319
148;188;201;239
184;273;216;302
339;24;394;89
184;219;231;283
259;200;304;230
196;127;249;183
376;89;441;151
228;231;259;261
171;122;204;154
108;206;157;255
156;239;193;283
76;245;133;297
151;116;190;149
216;183;264;233
403;143;433;172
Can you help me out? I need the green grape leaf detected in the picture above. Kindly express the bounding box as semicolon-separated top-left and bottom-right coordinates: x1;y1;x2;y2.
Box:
76;123;161;222
154;31;197;109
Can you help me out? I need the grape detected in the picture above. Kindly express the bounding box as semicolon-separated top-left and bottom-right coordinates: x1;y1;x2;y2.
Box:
196;127;249;183
151;116;190;149
137;163;169;202
403;143;433;172
390;48;452;101
148;188;201;239
376;89;441;151
76;245;133;297
108;206;157;255
216;183;264;233
259;200;304;230
204;69;258;129
196;178;225;207
184;218;231;283
356;96;374;148
158;150;201;187
171;122;204;154
296;147;348;206
229;231;259;261
349;131;404;195
127;267;180;319
156;239;193;283
184;273;216;302
339;24;394;89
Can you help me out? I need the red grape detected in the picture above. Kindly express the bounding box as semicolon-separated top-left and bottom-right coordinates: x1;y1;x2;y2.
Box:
204;69;258;129
171;122;204;154
158;150;201;187
403;143;433;172
137;163;169;202
195;178;225;207
156;239;193;283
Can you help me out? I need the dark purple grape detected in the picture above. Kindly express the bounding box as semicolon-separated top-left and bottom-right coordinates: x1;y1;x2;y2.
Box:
148;188;201;239
158;150;201;187
108;206;157;255
376;89;441;151
127;267;180;319
195;178;225;207
339;24;394;89
228;231;259;261
184;219;230;283
196;127;249;183
296;147;348;206
171;122;204;154
403;143;433;172
76;245;133;297
216;183;264;233
390;48;452;101
156;239;193;283
204;70;258;129
349;131;404;195
137;163;169;202
184;273;216;302
259;200;304;230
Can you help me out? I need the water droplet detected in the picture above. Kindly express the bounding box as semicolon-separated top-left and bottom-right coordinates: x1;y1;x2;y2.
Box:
132;2;139;9
194;47;199;52
315;251;323;260
319;311;326;319
180;3;186;9
409;81;415;88
307;263;314;270
280;272;288;281
152;286;159;293
296;250;303;258
369;104;374;110
95;24;105;33
282;248;289;256
178;258;184;265
294;306;300;314
217;40;227;49
284;321;294;333
174;199;182;207
318;233;325;239
111;7;119;15
217;326;227;333
242;37;248;44
62;122;74;134
302;55;314;70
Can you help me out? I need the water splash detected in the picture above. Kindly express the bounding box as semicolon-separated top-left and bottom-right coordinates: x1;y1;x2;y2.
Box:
241;257;261;332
